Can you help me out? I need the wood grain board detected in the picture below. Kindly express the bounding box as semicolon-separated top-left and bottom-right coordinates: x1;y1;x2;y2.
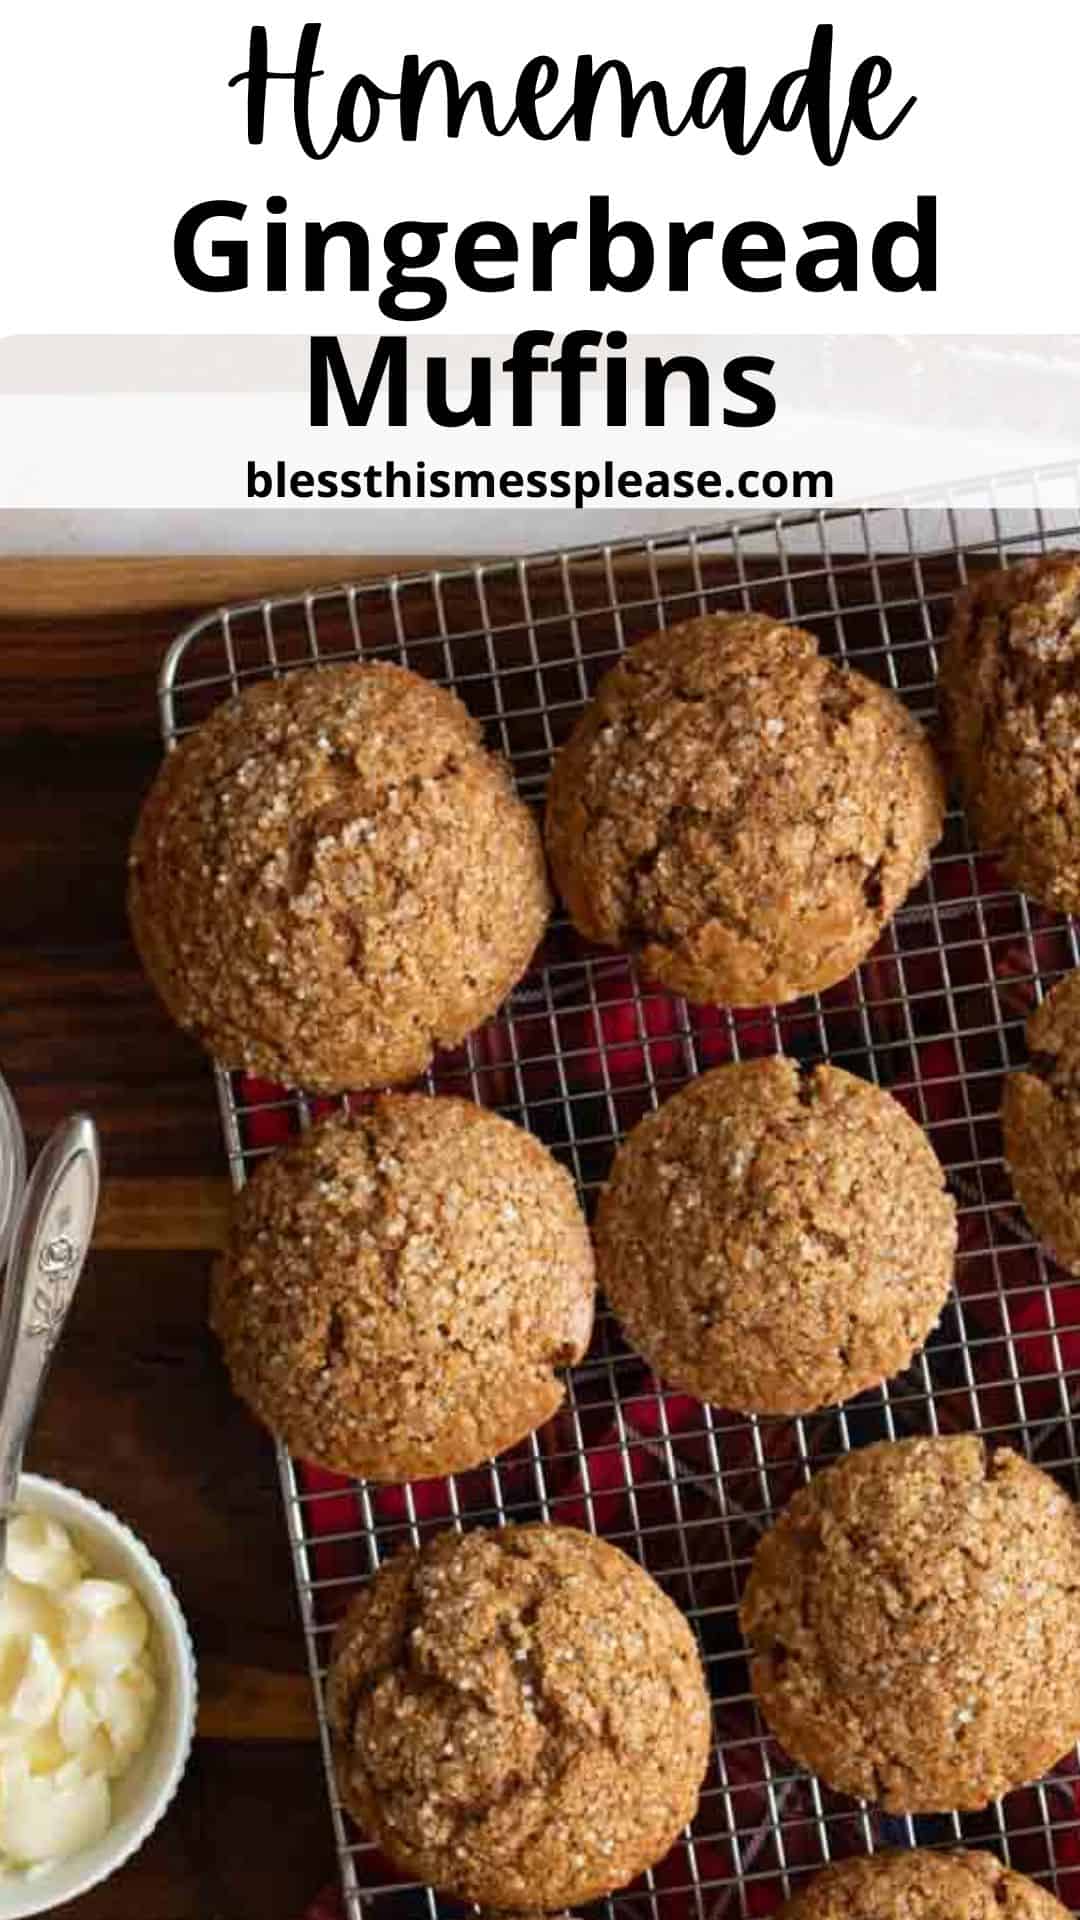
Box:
0;555;451;620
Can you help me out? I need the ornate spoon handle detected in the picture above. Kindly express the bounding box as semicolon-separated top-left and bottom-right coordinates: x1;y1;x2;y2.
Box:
0;1115;100;1567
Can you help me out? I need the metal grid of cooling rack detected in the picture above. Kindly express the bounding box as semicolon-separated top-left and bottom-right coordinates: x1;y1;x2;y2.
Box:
159;471;1080;1920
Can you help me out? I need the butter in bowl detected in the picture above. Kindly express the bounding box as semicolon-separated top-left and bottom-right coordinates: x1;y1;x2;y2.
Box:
0;1479;196;1917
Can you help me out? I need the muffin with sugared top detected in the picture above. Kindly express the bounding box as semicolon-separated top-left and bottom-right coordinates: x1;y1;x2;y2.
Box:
941;553;1080;909
546;613;943;1006
211;1098;594;1481
327;1524;710;1907
130;661;549;1091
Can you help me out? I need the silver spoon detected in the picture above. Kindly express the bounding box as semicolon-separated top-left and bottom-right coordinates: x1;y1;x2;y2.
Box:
0;1115;101;1576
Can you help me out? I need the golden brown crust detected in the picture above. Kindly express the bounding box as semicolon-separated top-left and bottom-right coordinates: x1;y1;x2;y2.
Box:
596;1059;956;1416
210;1099;594;1481
326;1525;711;1908
1003;969;1080;1274
940;554;1080;911
129;662;550;1092
545;614;943;1007
778;1849;1071;1920
740;1436;1080;1812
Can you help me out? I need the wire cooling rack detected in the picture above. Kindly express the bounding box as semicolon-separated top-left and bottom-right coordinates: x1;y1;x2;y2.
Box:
159;471;1080;1920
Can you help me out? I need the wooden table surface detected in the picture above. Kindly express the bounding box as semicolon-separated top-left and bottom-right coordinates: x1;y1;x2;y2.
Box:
0;555;447;1920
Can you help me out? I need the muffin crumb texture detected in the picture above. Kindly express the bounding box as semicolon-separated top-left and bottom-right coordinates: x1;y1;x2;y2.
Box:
327;1525;711;1907
129;662;549;1091
211;1100;595;1481
941;554;1080;910
777;1848;1071;1920
741;1435;1080;1812
1003;969;1080;1274
596;1058;956;1415
545;614;943;1006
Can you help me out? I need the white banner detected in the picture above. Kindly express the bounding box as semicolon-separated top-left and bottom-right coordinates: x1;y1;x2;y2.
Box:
2;3;1079;510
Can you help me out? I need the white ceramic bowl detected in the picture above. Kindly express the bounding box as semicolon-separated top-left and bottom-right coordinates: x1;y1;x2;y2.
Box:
0;1476;197;1917
0;1075;25;1271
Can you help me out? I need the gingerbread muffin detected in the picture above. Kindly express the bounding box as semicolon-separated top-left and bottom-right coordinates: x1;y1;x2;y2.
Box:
1003;969;1080;1274
326;1524;710;1907
130;662;549;1091
941;554;1080;910
595;1059;955;1416
545;614;943;1006
777;1849;1071;1920
211;1099;594;1481
741;1435;1080;1812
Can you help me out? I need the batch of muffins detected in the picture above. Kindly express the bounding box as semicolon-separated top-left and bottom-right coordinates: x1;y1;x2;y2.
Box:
129;552;1080;1916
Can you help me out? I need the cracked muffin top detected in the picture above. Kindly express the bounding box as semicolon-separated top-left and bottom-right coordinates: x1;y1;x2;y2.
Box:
210;1100;595;1482
777;1849;1071;1920
1003;968;1080;1275
741;1436;1080;1813
129;662;549;1092
595;1058;956;1416
326;1524;710;1908
545;614;943;1007
940;554;1080;911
